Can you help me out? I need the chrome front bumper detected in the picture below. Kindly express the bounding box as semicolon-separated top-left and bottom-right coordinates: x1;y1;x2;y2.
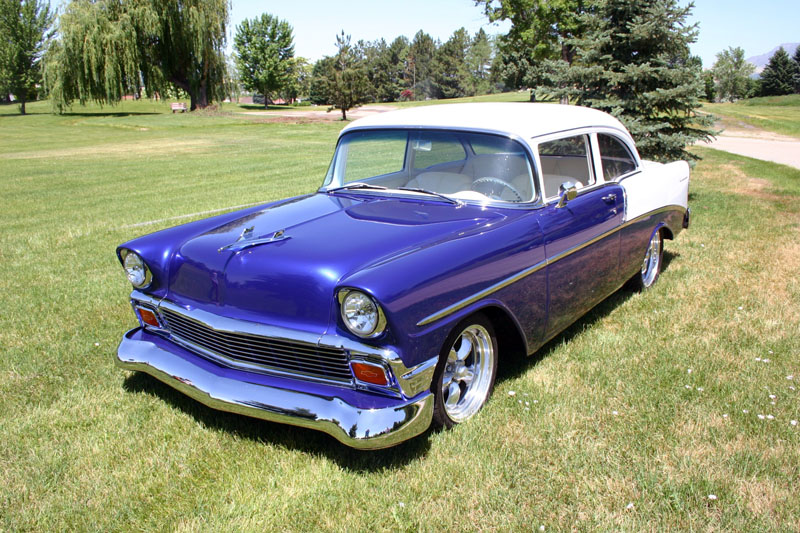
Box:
117;328;434;449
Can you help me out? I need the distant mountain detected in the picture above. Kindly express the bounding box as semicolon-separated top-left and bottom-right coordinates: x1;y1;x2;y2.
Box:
747;43;799;74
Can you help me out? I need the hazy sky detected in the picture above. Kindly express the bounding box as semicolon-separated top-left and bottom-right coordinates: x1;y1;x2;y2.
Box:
229;0;800;68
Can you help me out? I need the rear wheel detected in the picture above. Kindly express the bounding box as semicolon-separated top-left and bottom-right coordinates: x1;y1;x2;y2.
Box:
432;313;498;429
629;229;663;291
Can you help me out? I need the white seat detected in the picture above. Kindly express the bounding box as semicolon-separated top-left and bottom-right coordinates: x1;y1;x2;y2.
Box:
405;172;473;194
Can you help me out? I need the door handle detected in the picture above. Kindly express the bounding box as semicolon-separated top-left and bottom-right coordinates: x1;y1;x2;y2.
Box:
602;193;617;203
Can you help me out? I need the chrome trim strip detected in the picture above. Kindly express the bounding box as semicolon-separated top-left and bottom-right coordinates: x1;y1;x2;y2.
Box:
117;328;434;450
416;204;686;327
416;259;548;327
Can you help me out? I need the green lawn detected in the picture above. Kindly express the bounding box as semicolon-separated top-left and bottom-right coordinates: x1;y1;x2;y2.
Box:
703;94;800;138
1;99;799;531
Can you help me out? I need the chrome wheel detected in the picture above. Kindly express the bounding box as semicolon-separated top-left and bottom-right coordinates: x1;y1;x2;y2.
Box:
440;323;496;423
640;230;662;288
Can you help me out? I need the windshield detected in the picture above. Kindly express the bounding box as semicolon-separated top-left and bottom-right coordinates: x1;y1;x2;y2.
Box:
322;129;537;204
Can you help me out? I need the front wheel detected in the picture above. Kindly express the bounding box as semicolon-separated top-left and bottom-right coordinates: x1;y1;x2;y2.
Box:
432;313;498;429
629;229;663;291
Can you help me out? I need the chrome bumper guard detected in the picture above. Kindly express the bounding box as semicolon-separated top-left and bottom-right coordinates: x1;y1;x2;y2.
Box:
117;328;434;449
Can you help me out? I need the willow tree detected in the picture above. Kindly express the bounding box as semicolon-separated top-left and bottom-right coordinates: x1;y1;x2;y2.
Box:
45;0;228;112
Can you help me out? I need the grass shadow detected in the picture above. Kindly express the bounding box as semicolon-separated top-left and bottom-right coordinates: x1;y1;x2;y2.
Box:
236;104;296;111
60;112;161;117
122;372;431;469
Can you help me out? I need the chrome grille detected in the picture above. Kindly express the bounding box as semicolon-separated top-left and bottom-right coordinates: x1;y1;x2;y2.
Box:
160;308;353;383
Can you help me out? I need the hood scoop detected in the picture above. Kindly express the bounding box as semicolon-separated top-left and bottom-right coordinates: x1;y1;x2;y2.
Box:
218;227;290;252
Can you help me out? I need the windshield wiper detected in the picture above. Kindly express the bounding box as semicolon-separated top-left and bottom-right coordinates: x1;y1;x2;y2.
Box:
397;187;462;205
326;182;388;193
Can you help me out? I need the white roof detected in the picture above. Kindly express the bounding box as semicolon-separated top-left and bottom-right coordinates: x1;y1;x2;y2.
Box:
341;102;631;141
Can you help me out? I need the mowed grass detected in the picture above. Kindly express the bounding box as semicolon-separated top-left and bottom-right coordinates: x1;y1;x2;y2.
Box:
1;99;799;531
704;94;800;138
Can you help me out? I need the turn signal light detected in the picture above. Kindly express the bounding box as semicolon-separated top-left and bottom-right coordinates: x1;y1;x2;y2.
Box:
351;361;389;386
136;307;160;328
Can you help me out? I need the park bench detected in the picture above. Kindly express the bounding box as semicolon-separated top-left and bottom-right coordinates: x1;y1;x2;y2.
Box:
171;102;187;113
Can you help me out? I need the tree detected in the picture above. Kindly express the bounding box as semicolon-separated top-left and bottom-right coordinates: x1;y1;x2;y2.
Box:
466;28;493;95
711;46;755;102
434;28;471;98
233;13;294;108
548;0;714;163
280;57;311;103
476;0;587;101
760;47;796;96
0;0;55;114
407;31;437;100
319;32;369;120
793;46;800;93
45;0;229;112
701;70;716;102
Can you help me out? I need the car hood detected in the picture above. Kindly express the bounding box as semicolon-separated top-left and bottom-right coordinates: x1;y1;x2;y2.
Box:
166;193;507;332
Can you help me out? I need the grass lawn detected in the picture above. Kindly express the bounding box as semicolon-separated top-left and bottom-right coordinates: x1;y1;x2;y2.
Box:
1;98;799;531
703;94;800;138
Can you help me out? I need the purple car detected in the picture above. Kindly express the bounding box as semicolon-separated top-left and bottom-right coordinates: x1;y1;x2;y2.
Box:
116;103;690;449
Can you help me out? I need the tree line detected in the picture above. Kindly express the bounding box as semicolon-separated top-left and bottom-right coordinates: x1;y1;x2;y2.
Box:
2;0;737;162
708;45;800;102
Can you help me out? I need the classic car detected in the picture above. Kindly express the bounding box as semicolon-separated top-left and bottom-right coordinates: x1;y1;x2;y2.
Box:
116;103;690;449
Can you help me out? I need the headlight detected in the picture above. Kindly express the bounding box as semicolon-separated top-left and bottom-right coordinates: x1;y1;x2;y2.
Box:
339;289;386;338
121;249;152;289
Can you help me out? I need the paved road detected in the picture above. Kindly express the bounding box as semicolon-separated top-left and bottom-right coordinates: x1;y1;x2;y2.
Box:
706;130;800;170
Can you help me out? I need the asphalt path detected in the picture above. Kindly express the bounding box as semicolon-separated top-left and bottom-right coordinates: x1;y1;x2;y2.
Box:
706;129;800;170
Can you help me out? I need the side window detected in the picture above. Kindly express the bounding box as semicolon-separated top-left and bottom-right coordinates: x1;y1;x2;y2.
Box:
412;133;466;170
538;134;594;199
597;133;637;180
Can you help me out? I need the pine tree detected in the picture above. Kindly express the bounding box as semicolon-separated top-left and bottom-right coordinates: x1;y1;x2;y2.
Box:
466;28;493;95
407;31;437;100
233;13;294;108
760;47;795;96
322;32;369;120
792;46;800;93
434;28;471;98
548;0;714;163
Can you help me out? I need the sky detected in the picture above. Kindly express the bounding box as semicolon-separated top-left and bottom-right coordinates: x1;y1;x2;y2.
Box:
229;0;800;68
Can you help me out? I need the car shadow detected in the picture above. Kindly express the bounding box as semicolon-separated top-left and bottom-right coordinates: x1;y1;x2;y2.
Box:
497;249;679;383
122;372;432;469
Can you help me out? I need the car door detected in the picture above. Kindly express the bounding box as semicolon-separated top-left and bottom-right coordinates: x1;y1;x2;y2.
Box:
535;133;624;340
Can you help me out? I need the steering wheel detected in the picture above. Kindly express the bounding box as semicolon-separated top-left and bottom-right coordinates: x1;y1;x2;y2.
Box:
472;177;524;202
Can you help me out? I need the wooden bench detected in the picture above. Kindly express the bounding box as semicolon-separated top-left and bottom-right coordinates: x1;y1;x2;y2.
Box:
171;102;187;113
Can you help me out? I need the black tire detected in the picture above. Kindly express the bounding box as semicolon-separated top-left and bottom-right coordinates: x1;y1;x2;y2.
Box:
629;229;663;291
431;313;498;429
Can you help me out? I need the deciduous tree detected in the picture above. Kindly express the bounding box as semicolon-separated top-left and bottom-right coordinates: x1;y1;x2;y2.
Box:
476;0;587;101
0;0;55;114
711;46;755;102
233;13;294;108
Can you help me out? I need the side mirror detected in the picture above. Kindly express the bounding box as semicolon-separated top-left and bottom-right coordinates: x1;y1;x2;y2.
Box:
556;181;578;208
